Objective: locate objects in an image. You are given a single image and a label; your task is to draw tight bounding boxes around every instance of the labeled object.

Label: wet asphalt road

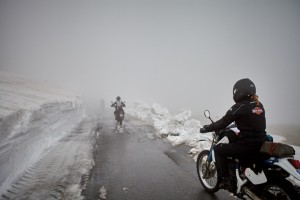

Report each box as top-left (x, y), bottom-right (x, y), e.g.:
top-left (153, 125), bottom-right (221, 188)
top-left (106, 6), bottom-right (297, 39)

top-left (82, 116), bottom-right (231, 200)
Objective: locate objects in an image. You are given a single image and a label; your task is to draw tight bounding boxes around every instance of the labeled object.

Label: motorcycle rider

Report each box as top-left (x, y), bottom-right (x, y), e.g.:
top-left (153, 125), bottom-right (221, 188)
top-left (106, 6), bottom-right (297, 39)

top-left (200, 78), bottom-right (266, 190)
top-left (111, 96), bottom-right (126, 120)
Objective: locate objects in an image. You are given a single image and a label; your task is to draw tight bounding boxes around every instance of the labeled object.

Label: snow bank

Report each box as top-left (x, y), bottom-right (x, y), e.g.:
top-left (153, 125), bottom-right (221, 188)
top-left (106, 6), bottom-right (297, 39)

top-left (127, 101), bottom-right (300, 161)
top-left (0, 72), bottom-right (83, 195)
top-left (127, 102), bottom-right (199, 137)
top-left (127, 101), bottom-right (208, 160)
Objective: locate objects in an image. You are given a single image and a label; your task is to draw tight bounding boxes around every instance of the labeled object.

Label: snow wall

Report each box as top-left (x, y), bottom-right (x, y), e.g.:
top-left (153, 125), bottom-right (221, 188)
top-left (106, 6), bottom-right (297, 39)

top-left (0, 72), bottom-right (83, 194)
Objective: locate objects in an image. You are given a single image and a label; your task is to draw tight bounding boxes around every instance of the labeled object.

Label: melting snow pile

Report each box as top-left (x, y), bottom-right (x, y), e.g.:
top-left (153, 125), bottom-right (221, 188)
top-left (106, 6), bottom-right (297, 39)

top-left (127, 101), bottom-right (299, 161)
top-left (127, 101), bottom-right (211, 160)
top-left (0, 72), bottom-right (83, 194)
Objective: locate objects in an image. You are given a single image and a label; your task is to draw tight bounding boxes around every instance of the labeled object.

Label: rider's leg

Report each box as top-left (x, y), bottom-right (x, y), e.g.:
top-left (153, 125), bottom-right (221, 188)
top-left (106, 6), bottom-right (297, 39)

top-left (215, 143), bottom-right (236, 191)
top-left (215, 141), bottom-right (262, 185)
top-left (214, 149), bottom-right (229, 178)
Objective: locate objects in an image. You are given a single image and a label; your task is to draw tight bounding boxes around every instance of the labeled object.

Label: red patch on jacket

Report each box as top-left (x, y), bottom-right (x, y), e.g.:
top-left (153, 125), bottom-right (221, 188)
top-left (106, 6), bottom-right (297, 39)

top-left (252, 107), bottom-right (263, 115)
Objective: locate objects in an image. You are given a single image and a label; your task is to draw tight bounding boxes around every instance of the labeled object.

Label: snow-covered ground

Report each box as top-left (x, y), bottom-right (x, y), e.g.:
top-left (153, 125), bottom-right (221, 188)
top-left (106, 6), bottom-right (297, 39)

top-left (126, 101), bottom-right (300, 161)
top-left (0, 72), bottom-right (93, 198)
top-left (1, 71), bottom-right (299, 198)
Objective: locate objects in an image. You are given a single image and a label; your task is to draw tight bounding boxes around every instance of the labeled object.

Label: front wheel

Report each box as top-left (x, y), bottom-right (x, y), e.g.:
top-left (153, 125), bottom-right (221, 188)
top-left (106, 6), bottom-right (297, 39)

top-left (259, 177), bottom-right (300, 200)
top-left (196, 150), bottom-right (220, 193)
top-left (118, 119), bottom-right (123, 126)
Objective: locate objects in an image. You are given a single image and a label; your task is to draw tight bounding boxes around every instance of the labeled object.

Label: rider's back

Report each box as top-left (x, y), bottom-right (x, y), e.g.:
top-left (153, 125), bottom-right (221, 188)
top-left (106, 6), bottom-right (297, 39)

top-left (233, 100), bottom-right (266, 142)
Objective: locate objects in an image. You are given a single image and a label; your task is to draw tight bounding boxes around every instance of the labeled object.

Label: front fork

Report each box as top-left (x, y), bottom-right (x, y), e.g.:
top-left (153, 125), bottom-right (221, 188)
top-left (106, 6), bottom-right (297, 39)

top-left (207, 145), bottom-right (214, 162)
top-left (203, 145), bottom-right (216, 179)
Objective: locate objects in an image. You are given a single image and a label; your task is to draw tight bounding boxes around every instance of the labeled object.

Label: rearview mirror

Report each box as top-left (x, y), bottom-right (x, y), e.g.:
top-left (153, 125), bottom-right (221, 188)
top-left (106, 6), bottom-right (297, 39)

top-left (204, 110), bottom-right (210, 118)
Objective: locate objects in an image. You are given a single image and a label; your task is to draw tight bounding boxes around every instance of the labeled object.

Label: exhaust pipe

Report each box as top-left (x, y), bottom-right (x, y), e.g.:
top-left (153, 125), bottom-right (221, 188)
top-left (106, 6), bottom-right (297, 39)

top-left (243, 187), bottom-right (262, 200)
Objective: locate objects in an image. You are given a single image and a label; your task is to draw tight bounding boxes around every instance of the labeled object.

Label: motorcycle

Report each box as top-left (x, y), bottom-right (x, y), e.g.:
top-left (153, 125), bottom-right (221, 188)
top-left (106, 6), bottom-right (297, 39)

top-left (197, 110), bottom-right (300, 200)
top-left (111, 101), bottom-right (125, 126)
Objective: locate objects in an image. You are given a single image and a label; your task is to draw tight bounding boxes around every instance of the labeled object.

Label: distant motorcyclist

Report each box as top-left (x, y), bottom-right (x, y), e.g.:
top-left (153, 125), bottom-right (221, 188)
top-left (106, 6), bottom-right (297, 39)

top-left (111, 96), bottom-right (126, 120)
top-left (200, 78), bottom-right (266, 190)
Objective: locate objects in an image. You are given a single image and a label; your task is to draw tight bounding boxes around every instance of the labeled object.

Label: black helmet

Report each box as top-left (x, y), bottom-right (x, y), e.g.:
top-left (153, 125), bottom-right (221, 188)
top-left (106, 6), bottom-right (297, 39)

top-left (116, 96), bottom-right (121, 101)
top-left (233, 78), bottom-right (256, 103)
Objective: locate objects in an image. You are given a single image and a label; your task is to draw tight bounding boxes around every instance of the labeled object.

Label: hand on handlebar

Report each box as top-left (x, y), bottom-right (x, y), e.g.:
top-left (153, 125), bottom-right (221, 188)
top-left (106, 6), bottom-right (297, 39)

top-left (200, 125), bottom-right (210, 133)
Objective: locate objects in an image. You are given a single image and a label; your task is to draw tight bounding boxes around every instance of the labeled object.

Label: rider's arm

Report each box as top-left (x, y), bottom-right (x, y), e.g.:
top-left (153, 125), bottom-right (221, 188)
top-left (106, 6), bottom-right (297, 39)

top-left (205, 103), bottom-right (244, 132)
top-left (122, 102), bottom-right (126, 107)
top-left (111, 102), bottom-right (116, 107)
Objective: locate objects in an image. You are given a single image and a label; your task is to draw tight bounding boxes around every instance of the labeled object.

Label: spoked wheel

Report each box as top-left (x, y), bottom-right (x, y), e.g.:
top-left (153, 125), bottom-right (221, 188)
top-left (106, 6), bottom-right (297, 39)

top-left (196, 150), bottom-right (220, 193)
top-left (260, 178), bottom-right (300, 200)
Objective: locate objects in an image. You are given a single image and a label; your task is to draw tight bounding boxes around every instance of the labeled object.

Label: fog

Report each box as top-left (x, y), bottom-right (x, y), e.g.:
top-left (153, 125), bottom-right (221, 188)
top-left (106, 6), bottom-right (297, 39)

top-left (0, 0), bottom-right (300, 125)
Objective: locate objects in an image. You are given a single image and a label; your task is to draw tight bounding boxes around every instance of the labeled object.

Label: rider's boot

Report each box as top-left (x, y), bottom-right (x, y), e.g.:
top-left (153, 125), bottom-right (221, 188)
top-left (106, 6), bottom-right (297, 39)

top-left (219, 177), bottom-right (235, 193)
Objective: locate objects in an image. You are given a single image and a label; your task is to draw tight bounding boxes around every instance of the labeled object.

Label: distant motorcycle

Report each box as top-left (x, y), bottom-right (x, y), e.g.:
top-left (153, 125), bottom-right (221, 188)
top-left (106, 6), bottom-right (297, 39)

top-left (197, 110), bottom-right (300, 199)
top-left (111, 101), bottom-right (125, 126)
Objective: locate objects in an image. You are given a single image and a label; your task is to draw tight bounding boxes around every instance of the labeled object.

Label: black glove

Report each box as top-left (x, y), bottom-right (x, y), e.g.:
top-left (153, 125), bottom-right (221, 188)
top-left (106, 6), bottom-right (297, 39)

top-left (200, 125), bottom-right (210, 133)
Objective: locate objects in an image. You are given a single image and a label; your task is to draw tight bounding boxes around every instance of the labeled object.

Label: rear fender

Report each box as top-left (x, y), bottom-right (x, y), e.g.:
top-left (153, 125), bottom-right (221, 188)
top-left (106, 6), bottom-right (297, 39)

top-left (273, 157), bottom-right (300, 187)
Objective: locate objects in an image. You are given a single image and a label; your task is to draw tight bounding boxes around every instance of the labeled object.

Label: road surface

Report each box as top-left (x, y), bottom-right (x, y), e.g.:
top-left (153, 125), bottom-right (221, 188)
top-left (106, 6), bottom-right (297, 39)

top-left (1, 114), bottom-right (233, 200)
top-left (82, 115), bottom-right (231, 200)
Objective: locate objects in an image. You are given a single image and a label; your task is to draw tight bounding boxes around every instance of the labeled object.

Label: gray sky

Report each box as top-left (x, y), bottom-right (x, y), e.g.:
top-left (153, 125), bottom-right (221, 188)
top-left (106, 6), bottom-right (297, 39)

top-left (0, 0), bottom-right (300, 124)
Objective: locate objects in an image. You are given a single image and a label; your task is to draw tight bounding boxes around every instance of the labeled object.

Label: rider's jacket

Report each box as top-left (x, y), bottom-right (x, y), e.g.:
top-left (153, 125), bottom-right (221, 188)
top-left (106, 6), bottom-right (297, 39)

top-left (111, 100), bottom-right (126, 110)
top-left (205, 99), bottom-right (266, 142)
